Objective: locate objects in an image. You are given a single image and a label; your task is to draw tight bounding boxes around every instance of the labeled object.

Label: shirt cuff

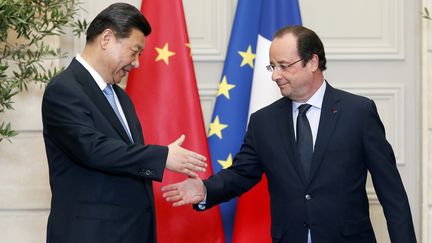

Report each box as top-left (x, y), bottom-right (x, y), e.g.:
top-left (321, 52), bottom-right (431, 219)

top-left (197, 190), bottom-right (207, 210)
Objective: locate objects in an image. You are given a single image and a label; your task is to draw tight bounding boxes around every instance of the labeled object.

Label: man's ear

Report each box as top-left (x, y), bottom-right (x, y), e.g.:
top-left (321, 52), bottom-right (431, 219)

top-left (100, 29), bottom-right (114, 49)
top-left (309, 53), bottom-right (319, 71)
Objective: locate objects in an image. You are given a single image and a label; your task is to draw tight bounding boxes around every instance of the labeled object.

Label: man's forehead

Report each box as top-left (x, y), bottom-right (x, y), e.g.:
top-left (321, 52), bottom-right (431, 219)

top-left (271, 35), bottom-right (297, 51)
top-left (273, 32), bottom-right (297, 43)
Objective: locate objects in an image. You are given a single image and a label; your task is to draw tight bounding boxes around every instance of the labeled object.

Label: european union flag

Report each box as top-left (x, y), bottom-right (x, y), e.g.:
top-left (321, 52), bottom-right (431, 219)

top-left (207, 1), bottom-right (262, 242)
top-left (208, 0), bottom-right (302, 242)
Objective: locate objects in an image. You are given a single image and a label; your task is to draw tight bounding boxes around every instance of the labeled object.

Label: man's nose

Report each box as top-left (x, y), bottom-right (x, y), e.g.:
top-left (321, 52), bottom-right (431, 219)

top-left (132, 55), bottom-right (140, 68)
top-left (272, 68), bottom-right (283, 81)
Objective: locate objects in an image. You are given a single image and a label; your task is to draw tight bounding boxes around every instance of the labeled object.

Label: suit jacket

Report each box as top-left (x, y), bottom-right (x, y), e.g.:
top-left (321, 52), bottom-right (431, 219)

top-left (202, 83), bottom-right (416, 243)
top-left (42, 59), bottom-right (168, 243)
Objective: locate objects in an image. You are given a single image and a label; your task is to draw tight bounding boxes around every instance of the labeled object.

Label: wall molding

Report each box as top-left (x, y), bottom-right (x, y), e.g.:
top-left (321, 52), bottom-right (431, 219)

top-left (198, 84), bottom-right (218, 99)
top-left (185, 0), bottom-right (233, 61)
top-left (301, 0), bottom-right (404, 60)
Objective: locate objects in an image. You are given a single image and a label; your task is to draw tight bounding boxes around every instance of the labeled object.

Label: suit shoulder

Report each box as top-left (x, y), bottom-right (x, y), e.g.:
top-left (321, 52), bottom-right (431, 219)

top-left (46, 63), bottom-right (76, 89)
top-left (43, 63), bottom-right (85, 102)
top-left (250, 97), bottom-right (287, 118)
top-left (332, 86), bottom-right (374, 107)
top-left (44, 71), bottom-right (72, 97)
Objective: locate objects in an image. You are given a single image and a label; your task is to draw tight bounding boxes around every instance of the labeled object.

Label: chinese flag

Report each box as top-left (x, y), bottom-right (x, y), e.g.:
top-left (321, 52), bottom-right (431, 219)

top-left (126, 0), bottom-right (225, 243)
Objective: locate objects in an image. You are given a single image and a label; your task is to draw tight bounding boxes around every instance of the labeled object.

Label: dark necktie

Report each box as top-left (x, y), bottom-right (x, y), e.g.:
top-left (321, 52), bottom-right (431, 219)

top-left (103, 85), bottom-right (133, 142)
top-left (296, 104), bottom-right (313, 179)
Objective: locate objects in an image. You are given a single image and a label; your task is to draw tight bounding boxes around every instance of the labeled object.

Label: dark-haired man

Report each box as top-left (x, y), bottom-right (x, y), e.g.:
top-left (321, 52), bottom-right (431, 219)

top-left (162, 25), bottom-right (417, 243)
top-left (42, 3), bottom-right (206, 243)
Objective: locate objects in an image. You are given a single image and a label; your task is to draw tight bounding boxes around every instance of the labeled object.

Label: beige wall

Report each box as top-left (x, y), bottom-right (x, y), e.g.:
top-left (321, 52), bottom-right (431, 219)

top-left (422, 0), bottom-right (432, 242)
top-left (0, 0), bottom-right (427, 242)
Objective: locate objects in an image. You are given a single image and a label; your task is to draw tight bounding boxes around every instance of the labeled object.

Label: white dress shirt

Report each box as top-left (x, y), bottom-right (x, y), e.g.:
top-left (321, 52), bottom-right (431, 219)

top-left (292, 81), bottom-right (327, 149)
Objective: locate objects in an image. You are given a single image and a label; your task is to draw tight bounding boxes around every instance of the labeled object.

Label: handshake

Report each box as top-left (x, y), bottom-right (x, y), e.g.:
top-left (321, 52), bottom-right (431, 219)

top-left (163, 134), bottom-right (208, 207)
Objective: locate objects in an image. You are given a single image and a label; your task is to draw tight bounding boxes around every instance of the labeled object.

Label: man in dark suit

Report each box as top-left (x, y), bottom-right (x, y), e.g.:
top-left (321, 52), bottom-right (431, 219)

top-left (162, 26), bottom-right (417, 243)
top-left (42, 3), bottom-right (207, 243)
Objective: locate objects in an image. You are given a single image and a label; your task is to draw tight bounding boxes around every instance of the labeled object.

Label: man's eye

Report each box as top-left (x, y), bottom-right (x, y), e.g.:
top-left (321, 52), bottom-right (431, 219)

top-left (279, 64), bottom-right (290, 70)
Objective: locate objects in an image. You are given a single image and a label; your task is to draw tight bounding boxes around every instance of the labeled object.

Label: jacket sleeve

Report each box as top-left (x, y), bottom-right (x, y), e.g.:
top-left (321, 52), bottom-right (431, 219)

top-left (42, 77), bottom-right (168, 181)
top-left (202, 112), bottom-right (263, 209)
top-left (362, 100), bottom-right (417, 243)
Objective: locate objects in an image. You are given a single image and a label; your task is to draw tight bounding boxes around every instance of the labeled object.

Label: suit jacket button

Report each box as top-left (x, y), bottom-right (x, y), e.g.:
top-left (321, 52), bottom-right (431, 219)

top-left (305, 194), bottom-right (311, 200)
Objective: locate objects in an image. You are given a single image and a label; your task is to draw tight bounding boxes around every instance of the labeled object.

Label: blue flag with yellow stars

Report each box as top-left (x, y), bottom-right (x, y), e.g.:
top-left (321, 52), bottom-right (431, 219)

top-left (207, 0), bottom-right (262, 242)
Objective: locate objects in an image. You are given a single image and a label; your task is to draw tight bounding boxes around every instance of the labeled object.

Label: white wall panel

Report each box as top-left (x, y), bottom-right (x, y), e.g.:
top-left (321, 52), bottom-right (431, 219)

top-left (198, 84), bottom-right (218, 131)
top-left (3, 85), bottom-right (44, 131)
top-left (369, 203), bottom-right (391, 242)
top-left (183, 0), bottom-right (233, 60)
top-left (0, 133), bottom-right (50, 209)
top-left (300, 0), bottom-right (404, 60)
top-left (0, 210), bottom-right (49, 243)
top-left (423, 3), bottom-right (432, 240)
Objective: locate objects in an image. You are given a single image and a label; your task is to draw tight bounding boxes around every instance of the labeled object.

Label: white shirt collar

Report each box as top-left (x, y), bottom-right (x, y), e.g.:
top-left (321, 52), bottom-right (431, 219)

top-left (293, 80), bottom-right (327, 111)
top-left (75, 54), bottom-right (108, 91)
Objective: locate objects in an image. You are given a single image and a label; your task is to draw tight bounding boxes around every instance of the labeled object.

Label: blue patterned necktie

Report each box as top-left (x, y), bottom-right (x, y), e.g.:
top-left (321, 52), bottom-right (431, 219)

top-left (103, 85), bottom-right (133, 142)
top-left (296, 104), bottom-right (313, 179)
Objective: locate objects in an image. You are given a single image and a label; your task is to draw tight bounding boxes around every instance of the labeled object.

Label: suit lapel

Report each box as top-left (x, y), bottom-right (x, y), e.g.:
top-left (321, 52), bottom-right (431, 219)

top-left (308, 84), bottom-right (342, 184)
top-left (276, 98), bottom-right (308, 185)
top-left (70, 59), bottom-right (132, 144)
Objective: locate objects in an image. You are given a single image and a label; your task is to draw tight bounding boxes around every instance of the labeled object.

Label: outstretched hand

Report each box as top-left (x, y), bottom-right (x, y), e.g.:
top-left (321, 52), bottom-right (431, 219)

top-left (161, 177), bottom-right (205, 207)
top-left (166, 135), bottom-right (207, 177)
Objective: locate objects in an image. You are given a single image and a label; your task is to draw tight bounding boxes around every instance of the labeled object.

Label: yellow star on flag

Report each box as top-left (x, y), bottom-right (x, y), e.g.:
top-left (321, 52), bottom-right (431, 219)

top-left (208, 116), bottom-right (228, 139)
top-left (217, 76), bottom-right (236, 99)
top-left (185, 43), bottom-right (192, 57)
top-left (238, 45), bottom-right (256, 68)
top-left (218, 154), bottom-right (233, 169)
top-left (155, 42), bottom-right (175, 64)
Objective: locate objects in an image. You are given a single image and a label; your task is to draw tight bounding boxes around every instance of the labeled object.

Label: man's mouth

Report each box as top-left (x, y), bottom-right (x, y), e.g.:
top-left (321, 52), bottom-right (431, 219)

top-left (121, 68), bottom-right (130, 76)
top-left (277, 81), bottom-right (289, 88)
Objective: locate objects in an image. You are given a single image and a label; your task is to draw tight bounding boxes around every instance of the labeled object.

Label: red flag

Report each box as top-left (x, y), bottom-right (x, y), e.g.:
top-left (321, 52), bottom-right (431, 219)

top-left (232, 176), bottom-right (271, 242)
top-left (126, 1), bottom-right (225, 242)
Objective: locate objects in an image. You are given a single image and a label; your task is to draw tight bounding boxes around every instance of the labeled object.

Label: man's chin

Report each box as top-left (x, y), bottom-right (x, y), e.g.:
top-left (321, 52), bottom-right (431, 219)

top-left (113, 77), bottom-right (124, 85)
top-left (279, 88), bottom-right (291, 98)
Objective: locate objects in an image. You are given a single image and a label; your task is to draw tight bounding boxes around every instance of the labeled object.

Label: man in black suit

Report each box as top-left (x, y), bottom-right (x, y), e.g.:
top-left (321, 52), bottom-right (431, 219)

top-left (42, 3), bottom-right (207, 243)
top-left (162, 26), bottom-right (417, 243)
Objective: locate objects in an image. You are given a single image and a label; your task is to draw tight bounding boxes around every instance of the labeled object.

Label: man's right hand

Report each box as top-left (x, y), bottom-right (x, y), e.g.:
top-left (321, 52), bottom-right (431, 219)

top-left (166, 135), bottom-right (207, 178)
top-left (161, 177), bottom-right (205, 207)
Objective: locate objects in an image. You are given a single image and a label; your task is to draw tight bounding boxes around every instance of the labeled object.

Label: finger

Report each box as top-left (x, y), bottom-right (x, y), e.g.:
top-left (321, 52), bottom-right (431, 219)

top-left (188, 152), bottom-right (207, 162)
top-left (174, 134), bottom-right (185, 146)
top-left (173, 200), bottom-right (186, 207)
top-left (192, 159), bottom-right (208, 169)
top-left (187, 169), bottom-right (198, 178)
top-left (162, 190), bottom-right (179, 198)
top-left (166, 195), bottom-right (183, 202)
top-left (186, 160), bottom-right (207, 172)
top-left (184, 163), bottom-right (205, 173)
top-left (161, 184), bottom-right (179, 191)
